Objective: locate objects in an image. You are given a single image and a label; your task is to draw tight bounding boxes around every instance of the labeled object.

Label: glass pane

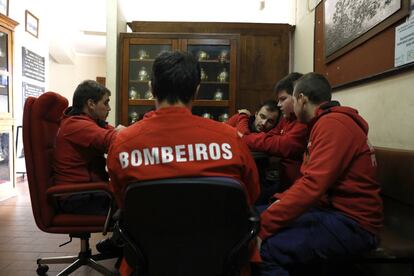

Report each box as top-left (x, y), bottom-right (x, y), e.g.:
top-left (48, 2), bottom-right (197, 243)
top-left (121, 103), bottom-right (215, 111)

top-left (128, 106), bottom-right (155, 125)
top-left (0, 31), bottom-right (8, 113)
top-left (0, 132), bottom-right (11, 185)
top-left (0, 32), bottom-right (7, 70)
top-left (129, 44), bottom-right (172, 101)
top-left (192, 107), bottom-right (229, 122)
top-left (187, 45), bottom-right (230, 101)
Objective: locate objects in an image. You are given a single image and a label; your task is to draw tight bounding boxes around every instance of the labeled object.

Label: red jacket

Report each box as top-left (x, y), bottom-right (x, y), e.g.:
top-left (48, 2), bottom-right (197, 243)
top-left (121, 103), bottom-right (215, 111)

top-left (107, 107), bottom-right (261, 207)
top-left (242, 116), bottom-right (308, 187)
top-left (226, 113), bottom-right (252, 135)
top-left (259, 103), bottom-right (384, 240)
top-left (53, 110), bottom-right (117, 183)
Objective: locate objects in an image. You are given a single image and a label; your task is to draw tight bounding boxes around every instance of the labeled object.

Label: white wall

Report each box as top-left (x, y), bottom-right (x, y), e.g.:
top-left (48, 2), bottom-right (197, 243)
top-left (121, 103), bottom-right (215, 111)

top-left (106, 0), bottom-right (127, 126)
top-left (49, 55), bottom-right (106, 104)
top-left (293, 0), bottom-right (414, 150)
top-left (10, 0), bottom-right (50, 125)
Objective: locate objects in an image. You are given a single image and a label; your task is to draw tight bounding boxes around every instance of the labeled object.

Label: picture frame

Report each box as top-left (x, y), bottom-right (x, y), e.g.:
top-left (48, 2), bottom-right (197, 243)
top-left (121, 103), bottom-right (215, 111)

top-left (25, 10), bottom-right (39, 38)
top-left (324, 0), bottom-right (410, 63)
top-left (0, 0), bottom-right (8, 16)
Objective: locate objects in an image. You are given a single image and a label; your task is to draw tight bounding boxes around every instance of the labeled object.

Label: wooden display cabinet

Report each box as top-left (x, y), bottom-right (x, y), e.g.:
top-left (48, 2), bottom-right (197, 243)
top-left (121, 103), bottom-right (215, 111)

top-left (126, 22), bottom-right (293, 116)
top-left (119, 33), bottom-right (239, 125)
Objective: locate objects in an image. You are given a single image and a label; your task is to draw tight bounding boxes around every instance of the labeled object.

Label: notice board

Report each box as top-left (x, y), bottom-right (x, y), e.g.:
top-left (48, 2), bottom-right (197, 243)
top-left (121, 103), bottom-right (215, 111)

top-left (314, 1), bottom-right (414, 89)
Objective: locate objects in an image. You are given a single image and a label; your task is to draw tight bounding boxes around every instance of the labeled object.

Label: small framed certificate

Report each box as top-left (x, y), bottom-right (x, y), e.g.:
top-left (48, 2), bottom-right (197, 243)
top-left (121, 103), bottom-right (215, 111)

top-left (25, 10), bottom-right (39, 38)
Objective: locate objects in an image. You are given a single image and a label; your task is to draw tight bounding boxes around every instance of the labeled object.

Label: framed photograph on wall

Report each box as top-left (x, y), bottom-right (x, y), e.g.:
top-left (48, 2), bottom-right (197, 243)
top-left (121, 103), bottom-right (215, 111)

top-left (25, 10), bottom-right (39, 38)
top-left (324, 0), bottom-right (410, 63)
top-left (0, 0), bottom-right (8, 16)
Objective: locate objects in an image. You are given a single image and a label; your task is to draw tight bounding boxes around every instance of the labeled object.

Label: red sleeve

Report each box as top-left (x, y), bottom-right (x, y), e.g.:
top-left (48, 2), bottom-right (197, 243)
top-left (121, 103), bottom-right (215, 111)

top-left (67, 120), bottom-right (117, 153)
top-left (225, 114), bottom-right (251, 135)
top-left (242, 120), bottom-right (307, 158)
top-left (258, 118), bottom-right (357, 239)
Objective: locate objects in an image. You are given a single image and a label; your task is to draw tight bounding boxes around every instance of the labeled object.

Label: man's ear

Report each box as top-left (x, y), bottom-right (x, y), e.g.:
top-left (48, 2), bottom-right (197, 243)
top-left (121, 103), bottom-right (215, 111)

top-left (148, 81), bottom-right (156, 99)
top-left (86, 99), bottom-right (95, 109)
top-left (300, 93), bottom-right (309, 105)
top-left (194, 84), bottom-right (200, 99)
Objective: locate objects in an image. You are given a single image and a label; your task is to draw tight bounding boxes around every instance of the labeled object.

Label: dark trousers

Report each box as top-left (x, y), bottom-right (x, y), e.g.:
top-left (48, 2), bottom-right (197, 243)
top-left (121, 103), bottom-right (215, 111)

top-left (259, 207), bottom-right (378, 276)
top-left (58, 192), bottom-right (110, 216)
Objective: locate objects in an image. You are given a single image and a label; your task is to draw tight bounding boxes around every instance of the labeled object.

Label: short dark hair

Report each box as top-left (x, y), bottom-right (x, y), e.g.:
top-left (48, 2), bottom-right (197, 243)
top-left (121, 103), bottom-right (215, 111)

top-left (72, 80), bottom-right (110, 110)
top-left (151, 51), bottom-right (201, 104)
top-left (273, 72), bottom-right (303, 95)
top-left (259, 99), bottom-right (279, 113)
top-left (294, 72), bottom-right (332, 104)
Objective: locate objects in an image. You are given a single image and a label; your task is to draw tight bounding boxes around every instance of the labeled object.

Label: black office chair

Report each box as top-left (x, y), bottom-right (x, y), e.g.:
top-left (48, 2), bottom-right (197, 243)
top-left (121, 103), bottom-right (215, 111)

top-left (116, 177), bottom-right (260, 276)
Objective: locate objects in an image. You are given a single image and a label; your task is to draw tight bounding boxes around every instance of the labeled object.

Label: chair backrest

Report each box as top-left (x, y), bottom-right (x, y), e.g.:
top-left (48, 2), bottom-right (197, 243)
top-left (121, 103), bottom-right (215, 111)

top-left (119, 177), bottom-right (259, 276)
top-left (23, 92), bottom-right (68, 231)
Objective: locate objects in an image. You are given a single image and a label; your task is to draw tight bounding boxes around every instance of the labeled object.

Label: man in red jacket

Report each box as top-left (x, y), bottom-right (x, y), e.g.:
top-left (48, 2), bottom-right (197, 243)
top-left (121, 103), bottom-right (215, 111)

top-left (53, 80), bottom-right (123, 215)
top-left (242, 73), bottom-right (308, 200)
top-left (226, 100), bottom-right (280, 135)
top-left (108, 51), bottom-right (260, 208)
top-left (107, 51), bottom-right (261, 275)
top-left (258, 73), bottom-right (383, 276)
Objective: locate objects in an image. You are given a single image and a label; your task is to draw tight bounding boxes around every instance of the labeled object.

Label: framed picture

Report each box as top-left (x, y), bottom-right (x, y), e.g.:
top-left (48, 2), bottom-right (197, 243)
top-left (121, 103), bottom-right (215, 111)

top-left (324, 0), bottom-right (410, 63)
top-left (25, 10), bottom-right (39, 38)
top-left (0, 0), bottom-right (8, 16)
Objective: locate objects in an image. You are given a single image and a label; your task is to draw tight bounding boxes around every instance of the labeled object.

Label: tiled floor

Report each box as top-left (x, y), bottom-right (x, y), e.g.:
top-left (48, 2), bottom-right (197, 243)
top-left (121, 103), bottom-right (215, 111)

top-left (0, 179), bottom-right (117, 275)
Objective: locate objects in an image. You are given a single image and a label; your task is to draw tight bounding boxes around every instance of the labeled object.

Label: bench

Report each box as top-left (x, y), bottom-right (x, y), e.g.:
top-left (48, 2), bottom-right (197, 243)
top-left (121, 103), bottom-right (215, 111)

top-left (295, 147), bottom-right (414, 275)
top-left (370, 147), bottom-right (414, 266)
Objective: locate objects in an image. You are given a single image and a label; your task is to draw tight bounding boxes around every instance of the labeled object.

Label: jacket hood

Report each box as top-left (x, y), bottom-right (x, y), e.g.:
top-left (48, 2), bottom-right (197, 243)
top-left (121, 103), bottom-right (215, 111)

top-left (312, 101), bottom-right (369, 134)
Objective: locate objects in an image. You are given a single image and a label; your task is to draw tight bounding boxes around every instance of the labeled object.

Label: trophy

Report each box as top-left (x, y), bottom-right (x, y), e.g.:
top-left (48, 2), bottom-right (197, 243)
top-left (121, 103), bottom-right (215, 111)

top-left (138, 67), bottom-right (149, 81)
top-left (218, 50), bottom-right (229, 63)
top-left (213, 89), bottom-right (223, 101)
top-left (218, 113), bottom-right (229, 122)
top-left (130, 111), bottom-right (139, 124)
top-left (129, 87), bottom-right (139, 99)
top-left (197, 50), bottom-right (209, 61)
top-left (202, 112), bottom-right (212, 119)
top-left (144, 89), bottom-right (154, 100)
top-left (217, 68), bottom-right (229, 83)
top-left (200, 68), bottom-right (208, 81)
top-left (138, 49), bottom-right (149, 60)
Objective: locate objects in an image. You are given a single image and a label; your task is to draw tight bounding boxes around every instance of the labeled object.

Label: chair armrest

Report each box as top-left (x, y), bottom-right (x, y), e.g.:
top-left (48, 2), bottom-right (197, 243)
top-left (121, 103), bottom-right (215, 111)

top-left (46, 182), bottom-right (111, 197)
top-left (47, 182), bottom-right (115, 235)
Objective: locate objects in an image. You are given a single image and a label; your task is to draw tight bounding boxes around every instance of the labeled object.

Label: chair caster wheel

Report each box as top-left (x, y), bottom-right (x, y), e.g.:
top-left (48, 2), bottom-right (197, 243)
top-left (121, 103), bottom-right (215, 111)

top-left (36, 264), bottom-right (49, 275)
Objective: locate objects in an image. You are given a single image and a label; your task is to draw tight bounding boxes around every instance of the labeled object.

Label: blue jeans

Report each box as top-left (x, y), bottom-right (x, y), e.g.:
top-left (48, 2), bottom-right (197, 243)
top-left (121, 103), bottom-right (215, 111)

top-left (259, 208), bottom-right (378, 276)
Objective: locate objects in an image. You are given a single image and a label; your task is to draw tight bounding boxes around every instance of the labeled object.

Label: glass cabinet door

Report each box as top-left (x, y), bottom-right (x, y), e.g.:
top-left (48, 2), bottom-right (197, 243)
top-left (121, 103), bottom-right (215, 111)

top-left (119, 34), bottom-right (238, 125)
top-left (184, 38), bottom-right (237, 122)
top-left (120, 38), bottom-right (177, 125)
top-left (0, 29), bottom-right (9, 114)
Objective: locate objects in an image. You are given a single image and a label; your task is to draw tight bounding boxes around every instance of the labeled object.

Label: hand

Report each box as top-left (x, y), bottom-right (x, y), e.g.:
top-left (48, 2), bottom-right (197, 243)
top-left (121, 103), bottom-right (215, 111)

top-left (115, 125), bottom-right (126, 132)
top-left (237, 131), bottom-right (243, 138)
top-left (256, 237), bottom-right (262, 251)
top-left (238, 109), bottom-right (251, 116)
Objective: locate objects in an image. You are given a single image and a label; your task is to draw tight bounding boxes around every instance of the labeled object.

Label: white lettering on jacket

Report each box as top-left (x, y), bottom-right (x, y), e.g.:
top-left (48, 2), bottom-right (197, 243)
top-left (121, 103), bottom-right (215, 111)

top-left (118, 143), bottom-right (233, 169)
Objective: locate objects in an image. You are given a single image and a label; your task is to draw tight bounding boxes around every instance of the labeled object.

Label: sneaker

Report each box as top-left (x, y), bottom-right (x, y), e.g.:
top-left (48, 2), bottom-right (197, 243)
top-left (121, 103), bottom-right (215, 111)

top-left (96, 238), bottom-right (123, 257)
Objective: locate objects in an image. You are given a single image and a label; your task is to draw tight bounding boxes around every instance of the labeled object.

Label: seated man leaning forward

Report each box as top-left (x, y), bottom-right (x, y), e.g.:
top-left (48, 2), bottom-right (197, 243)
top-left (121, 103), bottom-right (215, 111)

top-left (258, 73), bottom-right (383, 276)
top-left (242, 73), bottom-right (308, 191)
top-left (226, 100), bottom-right (280, 135)
top-left (107, 51), bottom-right (261, 274)
top-left (53, 80), bottom-right (123, 215)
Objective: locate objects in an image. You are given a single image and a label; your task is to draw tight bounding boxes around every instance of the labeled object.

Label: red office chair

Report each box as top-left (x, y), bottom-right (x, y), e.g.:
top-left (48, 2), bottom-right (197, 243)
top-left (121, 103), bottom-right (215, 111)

top-left (23, 92), bottom-right (114, 275)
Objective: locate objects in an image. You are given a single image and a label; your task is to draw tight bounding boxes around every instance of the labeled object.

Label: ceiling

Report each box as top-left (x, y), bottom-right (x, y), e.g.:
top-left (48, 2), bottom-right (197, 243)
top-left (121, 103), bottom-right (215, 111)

top-left (49, 0), bottom-right (295, 62)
